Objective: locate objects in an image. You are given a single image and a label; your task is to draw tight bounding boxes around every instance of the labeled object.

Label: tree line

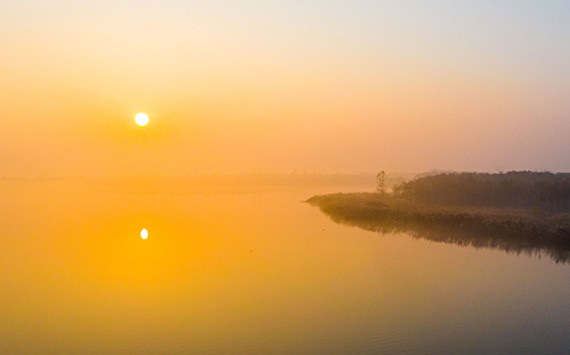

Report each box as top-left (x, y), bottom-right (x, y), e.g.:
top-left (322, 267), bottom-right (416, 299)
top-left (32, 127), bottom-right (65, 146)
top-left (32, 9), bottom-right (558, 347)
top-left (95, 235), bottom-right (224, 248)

top-left (393, 171), bottom-right (570, 210)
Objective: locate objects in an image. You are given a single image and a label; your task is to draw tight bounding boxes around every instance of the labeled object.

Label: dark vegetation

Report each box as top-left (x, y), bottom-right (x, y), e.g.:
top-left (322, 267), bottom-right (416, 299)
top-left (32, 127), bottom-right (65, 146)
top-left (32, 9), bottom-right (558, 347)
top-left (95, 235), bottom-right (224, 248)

top-left (308, 172), bottom-right (570, 263)
top-left (394, 171), bottom-right (570, 210)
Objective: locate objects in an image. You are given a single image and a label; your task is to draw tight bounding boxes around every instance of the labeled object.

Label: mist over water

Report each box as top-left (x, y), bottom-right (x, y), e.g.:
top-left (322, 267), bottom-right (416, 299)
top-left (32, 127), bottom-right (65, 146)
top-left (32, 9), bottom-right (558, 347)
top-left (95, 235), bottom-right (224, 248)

top-left (1, 178), bottom-right (569, 354)
top-left (3, 1), bottom-right (570, 353)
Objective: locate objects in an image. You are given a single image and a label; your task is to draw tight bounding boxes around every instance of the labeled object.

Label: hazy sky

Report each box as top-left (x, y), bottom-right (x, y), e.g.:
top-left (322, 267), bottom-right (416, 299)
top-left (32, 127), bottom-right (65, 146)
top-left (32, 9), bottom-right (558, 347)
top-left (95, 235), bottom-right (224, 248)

top-left (1, 1), bottom-right (569, 176)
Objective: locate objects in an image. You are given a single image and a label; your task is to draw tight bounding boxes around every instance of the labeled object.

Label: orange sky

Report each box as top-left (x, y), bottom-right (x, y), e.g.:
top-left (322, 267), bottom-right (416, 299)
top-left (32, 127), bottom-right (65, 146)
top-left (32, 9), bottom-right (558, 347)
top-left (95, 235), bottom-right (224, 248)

top-left (1, 1), bottom-right (569, 177)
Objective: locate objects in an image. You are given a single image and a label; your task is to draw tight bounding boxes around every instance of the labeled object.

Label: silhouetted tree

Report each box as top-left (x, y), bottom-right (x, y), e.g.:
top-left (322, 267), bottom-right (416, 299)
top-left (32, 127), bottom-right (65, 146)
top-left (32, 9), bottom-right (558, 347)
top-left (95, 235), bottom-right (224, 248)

top-left (376, 171), bottom-right (386, 195)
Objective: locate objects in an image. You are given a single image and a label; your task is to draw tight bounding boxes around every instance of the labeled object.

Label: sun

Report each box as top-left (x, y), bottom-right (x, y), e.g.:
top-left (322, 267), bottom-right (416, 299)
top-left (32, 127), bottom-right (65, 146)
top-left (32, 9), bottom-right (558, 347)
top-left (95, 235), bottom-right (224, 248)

top-left (141, 228), bottom-right (148, 240)
top-left (134, 112), bottom-right (150, 127)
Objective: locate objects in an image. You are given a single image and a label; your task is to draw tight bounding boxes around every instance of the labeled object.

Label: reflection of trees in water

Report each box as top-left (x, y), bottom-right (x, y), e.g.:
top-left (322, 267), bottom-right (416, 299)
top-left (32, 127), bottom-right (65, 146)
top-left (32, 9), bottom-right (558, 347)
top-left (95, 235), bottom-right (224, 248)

top-left (326, 214), bottom-right (570, 264)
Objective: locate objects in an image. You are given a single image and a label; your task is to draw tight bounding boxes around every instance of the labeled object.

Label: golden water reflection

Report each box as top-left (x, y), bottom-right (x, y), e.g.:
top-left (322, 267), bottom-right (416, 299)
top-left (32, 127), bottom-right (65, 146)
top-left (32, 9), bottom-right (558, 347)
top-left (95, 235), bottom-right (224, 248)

top-left (140, 228), bottom-right (149, 240)
top-left (0, 180), bottom-right (569, 353)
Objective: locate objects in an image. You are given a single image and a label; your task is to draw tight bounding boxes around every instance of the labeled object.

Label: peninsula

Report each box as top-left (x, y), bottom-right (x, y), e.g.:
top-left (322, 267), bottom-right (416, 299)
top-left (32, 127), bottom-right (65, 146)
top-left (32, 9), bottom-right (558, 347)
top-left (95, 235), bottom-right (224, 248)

top-left (308, 172), bottom-right (570, 262)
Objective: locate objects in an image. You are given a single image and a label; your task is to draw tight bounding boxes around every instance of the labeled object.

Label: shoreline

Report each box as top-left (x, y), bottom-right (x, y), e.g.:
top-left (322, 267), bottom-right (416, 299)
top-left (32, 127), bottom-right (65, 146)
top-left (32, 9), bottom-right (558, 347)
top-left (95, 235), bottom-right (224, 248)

top-left (307, 193), bottom-right (570, 263)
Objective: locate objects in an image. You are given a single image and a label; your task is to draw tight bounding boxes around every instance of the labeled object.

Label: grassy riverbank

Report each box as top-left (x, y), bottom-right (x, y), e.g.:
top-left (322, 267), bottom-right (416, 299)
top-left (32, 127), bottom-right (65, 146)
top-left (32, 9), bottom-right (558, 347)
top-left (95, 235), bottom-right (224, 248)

top-left (307, 172), bottom-right (570, 262)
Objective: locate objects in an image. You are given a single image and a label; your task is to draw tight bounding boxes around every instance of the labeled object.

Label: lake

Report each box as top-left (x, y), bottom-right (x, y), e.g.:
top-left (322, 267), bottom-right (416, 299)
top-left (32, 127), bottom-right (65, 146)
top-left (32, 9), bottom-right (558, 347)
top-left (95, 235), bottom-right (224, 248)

top-left (1, 178), bottom-right (569, 354)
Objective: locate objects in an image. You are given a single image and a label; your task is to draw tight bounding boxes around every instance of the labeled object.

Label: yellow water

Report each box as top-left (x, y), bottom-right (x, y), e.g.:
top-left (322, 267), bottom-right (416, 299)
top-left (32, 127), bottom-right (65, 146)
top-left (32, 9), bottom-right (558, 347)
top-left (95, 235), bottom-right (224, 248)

top-left (1, 179), bottom-right (569, 353)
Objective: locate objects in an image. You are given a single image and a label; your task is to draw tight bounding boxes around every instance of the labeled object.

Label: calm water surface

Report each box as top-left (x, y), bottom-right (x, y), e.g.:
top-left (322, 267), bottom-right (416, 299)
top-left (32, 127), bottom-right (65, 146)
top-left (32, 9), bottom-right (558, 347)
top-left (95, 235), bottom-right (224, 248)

top-left (1, 179), bottom-right (569, 354)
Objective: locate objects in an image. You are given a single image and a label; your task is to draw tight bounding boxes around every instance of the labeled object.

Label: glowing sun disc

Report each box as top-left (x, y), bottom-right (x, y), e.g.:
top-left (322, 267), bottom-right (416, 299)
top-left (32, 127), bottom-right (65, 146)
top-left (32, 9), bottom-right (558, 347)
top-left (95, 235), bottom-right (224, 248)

top-left (135, 113), bottom-right (150, 127)
top-left (141, 228), bottom-right (148, 240)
